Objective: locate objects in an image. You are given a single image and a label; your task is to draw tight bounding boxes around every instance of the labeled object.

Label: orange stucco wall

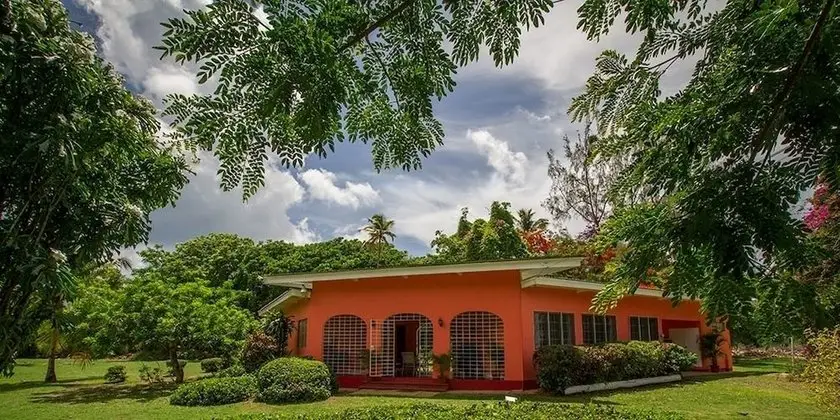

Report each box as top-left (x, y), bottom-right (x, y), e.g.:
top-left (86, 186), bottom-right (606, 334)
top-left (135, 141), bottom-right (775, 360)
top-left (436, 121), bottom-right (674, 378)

top-left (283, 271), bottom-right (732, 385)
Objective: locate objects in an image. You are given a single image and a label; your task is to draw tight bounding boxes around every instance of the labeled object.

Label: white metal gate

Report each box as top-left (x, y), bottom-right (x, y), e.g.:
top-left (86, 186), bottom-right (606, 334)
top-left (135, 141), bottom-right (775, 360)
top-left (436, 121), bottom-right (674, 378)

top-left (368, 319), bottom-right (395, 377)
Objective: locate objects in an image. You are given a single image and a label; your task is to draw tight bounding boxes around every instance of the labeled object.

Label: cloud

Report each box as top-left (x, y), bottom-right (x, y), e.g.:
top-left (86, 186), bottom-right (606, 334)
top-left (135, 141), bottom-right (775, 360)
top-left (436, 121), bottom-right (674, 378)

top-left (467, 129), bottom-right (528, 184)
top-left (143, 66), bottom-right (199, 100)
top-left (299, 169), bottom-right (380, 209)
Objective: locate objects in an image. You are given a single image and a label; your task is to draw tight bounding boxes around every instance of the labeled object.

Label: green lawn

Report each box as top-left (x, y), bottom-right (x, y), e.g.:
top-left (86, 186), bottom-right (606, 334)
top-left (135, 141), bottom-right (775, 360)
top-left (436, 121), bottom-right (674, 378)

top-left (0, 357), bottom-right (832, 419)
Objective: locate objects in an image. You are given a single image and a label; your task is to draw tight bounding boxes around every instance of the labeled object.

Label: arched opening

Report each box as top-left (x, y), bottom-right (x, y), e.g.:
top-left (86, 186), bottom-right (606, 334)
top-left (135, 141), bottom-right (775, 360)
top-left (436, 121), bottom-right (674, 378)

top-left (323, 315), bottom-right (367, 375)
top-left (450, 311), bottom-right (505, 380)
top-left (385, 313), bottom-right (434, 377)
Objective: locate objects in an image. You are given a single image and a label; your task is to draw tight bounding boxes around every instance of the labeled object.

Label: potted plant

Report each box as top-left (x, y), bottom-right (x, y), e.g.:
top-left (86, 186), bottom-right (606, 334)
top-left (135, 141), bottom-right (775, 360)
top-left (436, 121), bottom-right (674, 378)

top-left (700, 332), bottom-right (726, 372)
top-left (432, 352), bottom-right (452, 382)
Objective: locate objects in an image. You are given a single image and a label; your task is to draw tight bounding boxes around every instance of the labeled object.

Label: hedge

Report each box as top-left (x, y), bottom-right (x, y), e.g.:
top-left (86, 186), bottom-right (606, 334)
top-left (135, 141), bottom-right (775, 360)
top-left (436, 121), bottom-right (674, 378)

top-left (104, 365), bottom-right (127, 384)
top-left (201, 357), bottom-right (226, 373)
top-left (534, 341), bottom-right (698, 393)
top-left (170, 376), bottom-right (257, 406)
top-left (256, 357), bottom-right (332, 403)
top-left (229, 402), bottom-right (683, 419)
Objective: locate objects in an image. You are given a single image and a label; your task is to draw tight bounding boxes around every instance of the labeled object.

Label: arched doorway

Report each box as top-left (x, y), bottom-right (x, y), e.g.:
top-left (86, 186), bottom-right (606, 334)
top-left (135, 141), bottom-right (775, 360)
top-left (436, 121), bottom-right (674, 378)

top-left (386, 313), bottom-right (434, 377)
top-left (450, 311), bottom-right (505, 380)
top-left (323, 314), bottom-right (367, 375)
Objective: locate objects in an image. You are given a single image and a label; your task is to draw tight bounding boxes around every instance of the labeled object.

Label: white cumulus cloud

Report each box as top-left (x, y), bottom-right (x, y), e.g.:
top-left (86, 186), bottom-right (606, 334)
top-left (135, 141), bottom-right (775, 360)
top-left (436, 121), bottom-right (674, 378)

top-left (300, 169), bottom-right (380, 209)
top-left (468, 129), bottom-right (529, 184)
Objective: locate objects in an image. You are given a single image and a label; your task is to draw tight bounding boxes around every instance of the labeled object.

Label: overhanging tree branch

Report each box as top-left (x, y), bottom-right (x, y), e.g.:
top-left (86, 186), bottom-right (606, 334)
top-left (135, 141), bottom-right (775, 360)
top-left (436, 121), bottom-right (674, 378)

top-left (338, 0), bottom-right (416, 52)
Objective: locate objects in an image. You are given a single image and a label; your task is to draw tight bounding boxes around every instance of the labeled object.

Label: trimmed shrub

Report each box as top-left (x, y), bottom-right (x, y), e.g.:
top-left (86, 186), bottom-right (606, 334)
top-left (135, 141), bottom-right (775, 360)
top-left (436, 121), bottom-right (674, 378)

top-left (201, 357), bottom-right (226, 373)
top-left (662, 343), bottom-right (699, 374)
top-left (535, 341), bottom-right (696, 393)
top-left (242, 332), bottom-right (280, 372)
top-left (139, 363), bottom-right (166, 384)
top-left (104, 365), bottom-right (127, 384)
top-left (228, 402), bottom-right (683, 419)
top-left (800, 328), bottom-right (840, 410)
top-left (170, 376), bottom-right (257, 406)
top-left (217, 364), bottom-right (247, 378)
top-left (256, 357), bottom-right (331, 403)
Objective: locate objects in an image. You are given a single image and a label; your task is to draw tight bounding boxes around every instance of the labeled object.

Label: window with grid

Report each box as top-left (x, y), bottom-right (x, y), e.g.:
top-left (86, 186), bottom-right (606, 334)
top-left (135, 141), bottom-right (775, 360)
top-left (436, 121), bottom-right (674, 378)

top-left (323, 315), bottom-right (367, 375)
top-left (297, 319), bottom-right (308, 349)
top-left (630, 316), bottom-right (659, 341)
top-left (534, 312), bottom-right (574, 348)
top-left (581, 314), bottom-right (617, 345)
top-left (450, 311), bottom-right (505, 380)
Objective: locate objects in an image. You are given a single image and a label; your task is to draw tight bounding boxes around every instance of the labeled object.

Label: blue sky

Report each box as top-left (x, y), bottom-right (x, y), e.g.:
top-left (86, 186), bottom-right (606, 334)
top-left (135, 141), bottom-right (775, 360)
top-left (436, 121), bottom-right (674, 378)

top-left (63, 0), bottom-right (672, 259)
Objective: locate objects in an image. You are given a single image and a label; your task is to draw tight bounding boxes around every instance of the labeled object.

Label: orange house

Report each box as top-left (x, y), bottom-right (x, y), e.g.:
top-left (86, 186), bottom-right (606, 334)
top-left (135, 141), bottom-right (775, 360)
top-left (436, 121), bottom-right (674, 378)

top-left (260, 258), bottom-right (732, 391)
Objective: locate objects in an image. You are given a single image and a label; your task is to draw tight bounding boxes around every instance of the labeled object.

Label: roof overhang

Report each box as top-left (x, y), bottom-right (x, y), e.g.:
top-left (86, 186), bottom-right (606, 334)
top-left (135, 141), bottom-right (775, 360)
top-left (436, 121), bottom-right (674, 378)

top-left (262, 257), bottom-right (582, 286)
top-left (522, 276), bottom-right (693, 301)
top-left (258, 288), bottom-right (310, 316)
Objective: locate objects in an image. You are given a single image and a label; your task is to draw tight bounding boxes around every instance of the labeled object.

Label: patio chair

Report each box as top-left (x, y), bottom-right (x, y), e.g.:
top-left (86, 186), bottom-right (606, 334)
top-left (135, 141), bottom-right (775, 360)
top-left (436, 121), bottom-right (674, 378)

top-left (400, 351), bottom-right (416, 376)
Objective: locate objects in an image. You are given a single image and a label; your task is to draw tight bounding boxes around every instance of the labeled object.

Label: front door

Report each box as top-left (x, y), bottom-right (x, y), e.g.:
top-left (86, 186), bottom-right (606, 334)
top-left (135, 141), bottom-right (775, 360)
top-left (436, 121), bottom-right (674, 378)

top-left (669, 327), bottom-right (702, 367)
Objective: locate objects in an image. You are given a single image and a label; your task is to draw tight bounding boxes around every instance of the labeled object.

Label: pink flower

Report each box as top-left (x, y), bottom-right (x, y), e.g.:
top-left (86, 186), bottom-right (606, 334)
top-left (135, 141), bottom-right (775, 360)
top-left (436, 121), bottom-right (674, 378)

top-left (805, 203), bottom-right (830, 230)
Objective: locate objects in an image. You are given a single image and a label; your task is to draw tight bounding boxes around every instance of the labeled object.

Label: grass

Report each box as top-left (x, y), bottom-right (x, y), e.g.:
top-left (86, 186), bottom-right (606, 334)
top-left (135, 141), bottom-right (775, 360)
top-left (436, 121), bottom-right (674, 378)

top-left (0, 357), bottom-right (831, 420)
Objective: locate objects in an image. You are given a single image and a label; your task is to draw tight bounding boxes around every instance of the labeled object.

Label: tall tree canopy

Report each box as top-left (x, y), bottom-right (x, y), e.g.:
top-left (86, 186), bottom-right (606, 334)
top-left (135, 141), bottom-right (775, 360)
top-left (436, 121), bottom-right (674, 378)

top-left (543, 125), bottom-right (622, 239)
top-left (571, 0), bottom-right (840, 317)
top-left (430, 202), bottom-right (529, 262)
top-left (157, 0), bottom-right (556, 198)
top-left (0, 0), bottom-right (188, 375)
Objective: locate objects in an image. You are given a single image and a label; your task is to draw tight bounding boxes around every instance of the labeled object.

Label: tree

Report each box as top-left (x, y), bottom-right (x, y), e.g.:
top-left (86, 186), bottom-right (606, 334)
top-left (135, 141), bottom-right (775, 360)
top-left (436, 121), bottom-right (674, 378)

top-left (514, 208), bottom-right (549, 234)
top-left (543, 125), bottom-right (621, 239)
top-left (157, 0), bottom-right (557, 198)
top-left (109, 275), bottom-right (256, 383)
top-left (362, 214), bottom-right (397, 265)
top-left (430, 202), bottom-right (529, 262)
top-left (0, 0), bottom-right (188, 375)
top-left (568, 0), bottom-right (840, 317)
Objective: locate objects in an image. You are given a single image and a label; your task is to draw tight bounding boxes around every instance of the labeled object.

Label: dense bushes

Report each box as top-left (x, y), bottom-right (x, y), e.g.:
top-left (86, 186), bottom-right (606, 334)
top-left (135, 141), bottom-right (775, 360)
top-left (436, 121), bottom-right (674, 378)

top-left (201, 358), bottom-right (226, 373)
top-left (799, 328), bottom-right (840, 410)
top-left (217, 364), bottom-right (247, 378)
top-left (229, 402), bottom-right (683, 419)
top-left (534, 341), bottom-right (698, 393)
top-left (170, 376), bottom-right (257, 406)
top-left (104, 365), bottom-right (127, 384)
top-left (256, 357), bottom-right (332, 403)
top-left (242, 332), bottom-right (280, 372)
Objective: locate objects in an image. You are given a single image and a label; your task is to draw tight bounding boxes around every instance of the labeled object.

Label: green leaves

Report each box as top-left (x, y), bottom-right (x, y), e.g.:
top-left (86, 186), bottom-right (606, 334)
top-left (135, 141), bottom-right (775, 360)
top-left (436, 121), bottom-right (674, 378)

top-left (160, 0), bottom-right (557, 199)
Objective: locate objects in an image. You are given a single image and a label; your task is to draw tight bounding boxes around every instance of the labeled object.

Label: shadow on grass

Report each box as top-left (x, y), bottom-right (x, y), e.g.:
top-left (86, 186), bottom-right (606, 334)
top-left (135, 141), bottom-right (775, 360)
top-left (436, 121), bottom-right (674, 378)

top-left (30, 383), bottom-right (178, 404)
top-left (0, 376), bottom-right (103, 393)
top-left (343, 370), bottom-right (773, 406)
top-left (733, 357), bottom-right (793, 373)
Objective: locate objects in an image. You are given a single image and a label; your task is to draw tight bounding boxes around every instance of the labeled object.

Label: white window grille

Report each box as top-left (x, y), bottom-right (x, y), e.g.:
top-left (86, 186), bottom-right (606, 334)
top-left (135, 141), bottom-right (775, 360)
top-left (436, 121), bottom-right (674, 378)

top-left (450, 311), bottom-right (505, 380)
top-left (582, 314), bottom-right (617, 345)
top-left (386, 313), bottom-right (434, 377)
top-left (630, 316), bottom-right (659, 341)
top-left (323, 315), bottom-right (367, 375)
top-left (368, 318), bottom-right (395, 377)
top-left (534, 312), bottom-right (575, 348)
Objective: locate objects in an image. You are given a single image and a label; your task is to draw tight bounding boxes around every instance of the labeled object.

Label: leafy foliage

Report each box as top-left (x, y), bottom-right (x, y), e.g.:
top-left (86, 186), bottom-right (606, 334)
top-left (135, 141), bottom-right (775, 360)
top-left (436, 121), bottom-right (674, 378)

top-left (362, 214), bottom-right (397, 266)
top-left (138, 363), bottom-right (167, 384)
top-left (430, 202), bottom-right (529, 262)
top-left (543, 124), bottom-right (624, 239)
top-left (108, 276), bottom-right (256, 382)
top-left (255, 357), bottom-right (332, 403)
top-left (0, 0), bottom-right (188, 376)
top-left (800, 328), bottom-right (840, 411)
top-left (262, 311), bottom-right (295, 355)
top-left (571, 0), bottom-right (840, 318)
top-left (104, 365), bottom-right (127, 384)
top-left (201, 358), bottom-right (226, 374)
top-left (241, 331), bottom-right (280, 373)
top-left (534, 341), bottom-right (697, 393)
top-left (157, 0), bottom-right (559, 199)
top-left (231, 402), bottom-right (683, 419)
top-left (170, 376), bottom-right (257, 406)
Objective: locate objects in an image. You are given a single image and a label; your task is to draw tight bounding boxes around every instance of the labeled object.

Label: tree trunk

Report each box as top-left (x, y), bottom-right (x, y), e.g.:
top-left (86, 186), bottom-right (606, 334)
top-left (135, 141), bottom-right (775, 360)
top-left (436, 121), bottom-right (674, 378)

top-left (169, 349), bottom-right (184, 384)
top-left (44, 324), bottom-right (58, 383)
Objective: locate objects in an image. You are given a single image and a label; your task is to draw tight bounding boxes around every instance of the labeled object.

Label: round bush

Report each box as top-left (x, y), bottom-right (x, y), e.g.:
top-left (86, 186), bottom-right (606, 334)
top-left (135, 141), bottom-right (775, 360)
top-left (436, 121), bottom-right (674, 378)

top-left (169, 376), bottom-right (257, 406)
top-left (201, 357), bottom-right (226, 373)
top-left (104, 365), bottom-right (127, 384)
top-left (256, 357), bottom-right (331, 403)
top-left (217, 364), bottom-right (247, 378)
top-left (662, 343), bottom-right (699, 374)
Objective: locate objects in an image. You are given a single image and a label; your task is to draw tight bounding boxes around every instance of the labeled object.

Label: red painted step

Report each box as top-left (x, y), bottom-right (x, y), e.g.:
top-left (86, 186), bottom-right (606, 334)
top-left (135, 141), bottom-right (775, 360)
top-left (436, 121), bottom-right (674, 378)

top-left (359, 377), bottom-right (450, 392)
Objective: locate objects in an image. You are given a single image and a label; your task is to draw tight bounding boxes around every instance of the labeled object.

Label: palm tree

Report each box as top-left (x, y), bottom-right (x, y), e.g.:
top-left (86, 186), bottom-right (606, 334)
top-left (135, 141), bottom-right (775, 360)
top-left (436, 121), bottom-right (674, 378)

top-left (361, 214), bottom-right (396, 266)
top-left (515, 208), bottom-right (549, 234)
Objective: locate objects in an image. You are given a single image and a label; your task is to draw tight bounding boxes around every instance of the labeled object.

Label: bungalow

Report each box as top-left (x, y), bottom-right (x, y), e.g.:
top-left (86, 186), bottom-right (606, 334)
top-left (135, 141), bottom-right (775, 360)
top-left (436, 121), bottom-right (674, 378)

top-left (259, 257), bottom-right (732, 391)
